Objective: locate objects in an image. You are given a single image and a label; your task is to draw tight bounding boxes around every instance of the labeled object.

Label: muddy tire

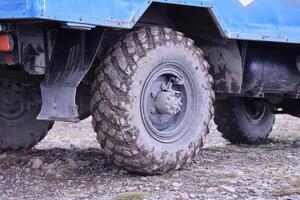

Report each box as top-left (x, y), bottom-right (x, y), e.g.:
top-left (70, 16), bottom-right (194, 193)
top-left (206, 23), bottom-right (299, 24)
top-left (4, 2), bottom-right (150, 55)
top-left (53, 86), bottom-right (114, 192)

top-left (91, 26), bottom-right (215, 174)
top-left (214, 98), bottom-right (275, 144)
top-left (0, 80), bottom-right (53, 151)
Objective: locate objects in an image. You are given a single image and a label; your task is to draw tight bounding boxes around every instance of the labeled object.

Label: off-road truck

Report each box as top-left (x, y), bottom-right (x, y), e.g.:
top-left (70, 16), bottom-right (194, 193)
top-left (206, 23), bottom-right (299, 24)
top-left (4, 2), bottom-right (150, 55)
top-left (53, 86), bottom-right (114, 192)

top-left (0, 0), bottom-right (299, 174)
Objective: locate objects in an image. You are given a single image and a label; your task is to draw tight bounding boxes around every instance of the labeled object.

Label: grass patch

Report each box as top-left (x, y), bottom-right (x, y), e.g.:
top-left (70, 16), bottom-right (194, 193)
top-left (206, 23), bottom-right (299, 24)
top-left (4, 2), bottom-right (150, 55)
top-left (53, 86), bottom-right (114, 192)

top-left (115, 192), bottom-right (148, 200)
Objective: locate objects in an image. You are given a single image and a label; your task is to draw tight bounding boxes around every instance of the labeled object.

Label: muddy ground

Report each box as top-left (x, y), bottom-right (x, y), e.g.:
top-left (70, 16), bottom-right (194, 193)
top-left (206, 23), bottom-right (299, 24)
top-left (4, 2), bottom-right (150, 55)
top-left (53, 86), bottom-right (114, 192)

top-left (0, 115), bottom-right (299, 200)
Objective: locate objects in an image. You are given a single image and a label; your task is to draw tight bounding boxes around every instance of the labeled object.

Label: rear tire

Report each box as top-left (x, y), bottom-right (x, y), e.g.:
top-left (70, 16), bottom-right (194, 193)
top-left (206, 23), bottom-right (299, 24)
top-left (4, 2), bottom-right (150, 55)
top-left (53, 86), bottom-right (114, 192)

top-left (0, 80), bottom-right (53, 151)
top-left (91, 26), bottom-right (215, 174)
top-left (214, 98), bottom-right (275, 144)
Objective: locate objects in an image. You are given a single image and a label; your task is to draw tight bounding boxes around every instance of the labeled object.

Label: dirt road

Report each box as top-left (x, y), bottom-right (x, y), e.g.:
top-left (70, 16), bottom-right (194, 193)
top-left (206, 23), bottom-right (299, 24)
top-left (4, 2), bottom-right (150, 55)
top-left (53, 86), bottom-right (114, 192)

top-left (0, 115), bottom-right (299, 200)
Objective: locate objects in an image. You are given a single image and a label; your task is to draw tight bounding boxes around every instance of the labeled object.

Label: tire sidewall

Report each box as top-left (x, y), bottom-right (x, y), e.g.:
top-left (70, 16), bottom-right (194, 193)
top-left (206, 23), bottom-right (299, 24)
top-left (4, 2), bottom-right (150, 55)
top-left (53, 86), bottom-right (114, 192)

top-left (0, 106), bottom-right (51, 150)
top-left (233, 98), bottom-right (274, 141)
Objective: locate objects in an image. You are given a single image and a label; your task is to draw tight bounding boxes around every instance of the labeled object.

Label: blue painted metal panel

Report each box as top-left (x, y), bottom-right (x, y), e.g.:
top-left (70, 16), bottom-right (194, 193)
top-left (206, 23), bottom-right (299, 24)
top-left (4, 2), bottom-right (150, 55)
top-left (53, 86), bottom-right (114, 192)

top-left (211, 0), bottom-right (300, 43)
top-left (0, 0), bottom-right (300, 44)
top-left (0, 0), bottom-right (27, 18)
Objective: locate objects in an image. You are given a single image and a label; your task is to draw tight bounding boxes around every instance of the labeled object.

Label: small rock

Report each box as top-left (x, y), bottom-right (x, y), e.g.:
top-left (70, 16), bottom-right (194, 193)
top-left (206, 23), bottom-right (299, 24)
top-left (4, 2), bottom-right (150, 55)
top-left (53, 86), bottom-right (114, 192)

top-left (141, 177), bottom-right (148, 182)
top-left (46, 169), bottom-right (56, 175)
top-left (228, 179), bottom-right (238, 184)
top-left (55, 173), bottom-right (64, 180)
top-left (0, 153), bottom-right (7, 159)
top-left (154, 186), bottom-right (160, 191)
top-left (249, 187), bottom-right (263, 196)
top-left (77, 160), bottom-right (91, 167)
top-left (25, 168), bottom-right (31, 173)
top-left (30, 158), bottom-right (43, 169)
top-left (189, 193), bottom-right (197, 198)
top-left (44, 163), bottom-right (56, 171)
top-left (218, 185), bottom-right (236, 194)
top-left (138, 185), bottom-right (144, 190)
top-left (67, 158), bottom-right (78, 168)
top-left (126, 186), bottom-right (137, 192)
top-left (262, 183), bottom-right (269, 188)
top-left (172, 182), bottom-right (181, 191)
top-left (179, 192), bottom-right (189, 199)
top-left (207, 187), bottom-right (218, 193)
top-left (142, 186), bottom-right (151, 192)
top-left (234, 170), bottom-right (245, 177)
top-left (172, 182), bottom-right (182, 187)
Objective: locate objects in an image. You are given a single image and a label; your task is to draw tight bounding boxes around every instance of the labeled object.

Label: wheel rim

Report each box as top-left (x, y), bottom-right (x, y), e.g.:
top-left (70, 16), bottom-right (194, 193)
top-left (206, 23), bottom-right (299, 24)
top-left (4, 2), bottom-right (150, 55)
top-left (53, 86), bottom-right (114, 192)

top-left (243, 99), bottom-right (266, 123)
top-left (0, 82), bottom-right (28, 121)
top-left (141, 63), bottom-right (195, 143)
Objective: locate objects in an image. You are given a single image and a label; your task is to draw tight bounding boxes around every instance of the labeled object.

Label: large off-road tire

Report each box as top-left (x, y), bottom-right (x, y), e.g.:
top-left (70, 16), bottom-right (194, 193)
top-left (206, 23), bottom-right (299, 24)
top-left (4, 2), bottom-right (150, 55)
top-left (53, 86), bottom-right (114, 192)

top-left (91, 26), bottom-right (215, 174)
top-left (214, 98), bottom-right (275, 144)
top-left (0, 80), bottom-right (53, 151)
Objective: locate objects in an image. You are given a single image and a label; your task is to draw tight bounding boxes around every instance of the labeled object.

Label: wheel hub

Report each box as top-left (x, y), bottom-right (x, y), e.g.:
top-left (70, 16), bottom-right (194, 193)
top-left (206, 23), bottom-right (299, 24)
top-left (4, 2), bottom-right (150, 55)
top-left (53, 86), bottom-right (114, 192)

top-left (0, 81), bottom-right (26, 120)
top-left (0, 80), bottom-right (39, 121)
top-left (141, 63), bottom-right (195, 143)
top-left (154, 78), bottom-right (183, 115)
top-left (244, 99), bottom-right (266, 121)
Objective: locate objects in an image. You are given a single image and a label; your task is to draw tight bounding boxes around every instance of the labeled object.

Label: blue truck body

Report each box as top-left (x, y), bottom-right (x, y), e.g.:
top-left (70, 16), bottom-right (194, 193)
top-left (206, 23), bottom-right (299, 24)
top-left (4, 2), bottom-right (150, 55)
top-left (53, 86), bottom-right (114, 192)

top-left (0, 0), bottom-right (300, 43)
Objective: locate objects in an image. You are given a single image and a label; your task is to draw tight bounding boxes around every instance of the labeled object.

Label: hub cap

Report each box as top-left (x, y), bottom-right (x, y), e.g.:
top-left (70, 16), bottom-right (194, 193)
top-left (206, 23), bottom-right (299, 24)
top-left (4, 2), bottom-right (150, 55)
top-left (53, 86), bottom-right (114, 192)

top-left (0, 81), bottom-right (27, 121)
top-left (0, 80), bottom-right (40, 125)
top-left (142, 63), bottom-right (195, 143)
top-left (243, 99), bottom-right (266, 123)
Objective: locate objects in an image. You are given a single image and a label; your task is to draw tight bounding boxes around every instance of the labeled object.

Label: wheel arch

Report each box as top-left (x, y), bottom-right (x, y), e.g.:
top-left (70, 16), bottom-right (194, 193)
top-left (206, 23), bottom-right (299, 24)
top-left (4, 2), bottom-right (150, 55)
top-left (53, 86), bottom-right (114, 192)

top-left (133, 3), bottom-right (244, 94)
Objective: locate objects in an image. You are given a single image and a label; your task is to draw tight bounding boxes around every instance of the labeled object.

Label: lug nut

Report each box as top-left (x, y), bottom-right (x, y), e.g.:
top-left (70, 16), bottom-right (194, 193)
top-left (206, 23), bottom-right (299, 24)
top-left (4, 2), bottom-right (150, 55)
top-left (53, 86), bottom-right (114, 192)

top-left (150, 107), bottom-right (156, 114)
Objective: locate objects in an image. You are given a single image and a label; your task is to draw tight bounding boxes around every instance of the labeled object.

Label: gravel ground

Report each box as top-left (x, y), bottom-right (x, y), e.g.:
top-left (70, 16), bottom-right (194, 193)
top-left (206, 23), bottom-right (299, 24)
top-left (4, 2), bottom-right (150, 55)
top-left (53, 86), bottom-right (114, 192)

top-left (0, 115), bottom-right (299, 200)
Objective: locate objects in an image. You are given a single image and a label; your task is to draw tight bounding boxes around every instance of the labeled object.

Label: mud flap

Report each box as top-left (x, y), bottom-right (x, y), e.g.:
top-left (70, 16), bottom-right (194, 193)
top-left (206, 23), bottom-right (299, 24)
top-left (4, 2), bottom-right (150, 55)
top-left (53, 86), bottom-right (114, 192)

top-left (37, 29), bottom-right (103, 122)
top-left (202, 40), bottom-right (243, 94)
